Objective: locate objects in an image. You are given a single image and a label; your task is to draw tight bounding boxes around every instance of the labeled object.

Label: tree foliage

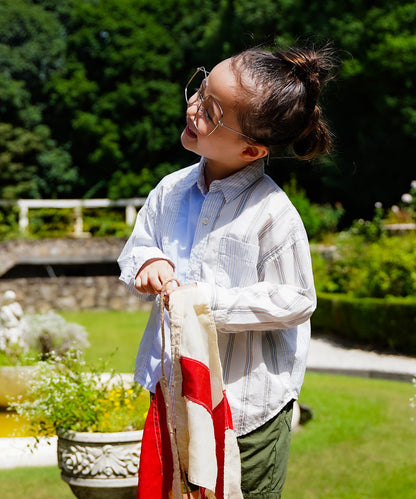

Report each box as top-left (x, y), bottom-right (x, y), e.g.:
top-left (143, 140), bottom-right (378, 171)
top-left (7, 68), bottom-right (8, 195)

top-left (0, 0), bottom-right (75, 198)
top-left (0, 0), bottom-right (414, 220)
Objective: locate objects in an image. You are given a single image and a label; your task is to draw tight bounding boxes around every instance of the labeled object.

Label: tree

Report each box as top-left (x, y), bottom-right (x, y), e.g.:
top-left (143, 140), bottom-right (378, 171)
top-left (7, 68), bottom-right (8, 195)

top-left (46, 0), bottom-right (189, 197)
top-left (1, 0), bottom-right (415, 221)
top-left (327, 1), bottom-right (416, 218)
top-left (0, 123), bottom-right (75, 198)
top-left (190, 0), bottom-right (416, 220)
top-left (241, 0), bottom-right (416, 220)
top-left (0, 0), bottom-right (77, 198)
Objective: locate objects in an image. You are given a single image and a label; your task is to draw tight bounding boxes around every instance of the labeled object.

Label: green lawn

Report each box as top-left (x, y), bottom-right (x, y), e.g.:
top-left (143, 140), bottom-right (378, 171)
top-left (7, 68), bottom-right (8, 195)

top-left (1, 311), bottom-right (415, 497)
top-left (1, 373), bottom-right (414, 498)
top-left (285, 374), bottom-right (416, 499)
top-left (60, 309), bottom-right (150, 372)
top-left (0, 466), bottom-right (73, 499)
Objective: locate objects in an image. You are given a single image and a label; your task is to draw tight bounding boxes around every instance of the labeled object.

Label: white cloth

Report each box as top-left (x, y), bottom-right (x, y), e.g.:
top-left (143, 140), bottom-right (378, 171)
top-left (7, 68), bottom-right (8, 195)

top-left (169, 285), bottom-right (242, 498)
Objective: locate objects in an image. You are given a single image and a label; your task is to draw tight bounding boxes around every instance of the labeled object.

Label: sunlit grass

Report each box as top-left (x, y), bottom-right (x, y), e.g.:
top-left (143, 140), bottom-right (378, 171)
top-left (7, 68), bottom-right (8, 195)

top-left (60, 309), bottom-right (150, 372)
top-left (285, 373), bottom-right (415, 498)
top-left (1, 373), bottom-right (414, 498)
top-left (0, 466), bottom-right (73, 499)
top-left (1, 308), bottom-right (414, 497)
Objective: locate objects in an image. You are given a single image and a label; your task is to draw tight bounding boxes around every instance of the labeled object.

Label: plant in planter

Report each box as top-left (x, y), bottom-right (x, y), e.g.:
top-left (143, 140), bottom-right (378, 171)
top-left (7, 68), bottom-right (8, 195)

top-left (10, 350), bottom-right (149, 499)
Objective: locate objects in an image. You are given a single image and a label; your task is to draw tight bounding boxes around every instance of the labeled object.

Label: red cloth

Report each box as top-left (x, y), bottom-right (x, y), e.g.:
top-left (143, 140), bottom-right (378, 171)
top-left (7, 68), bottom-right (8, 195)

top-left (137, 383), bottom-right (173, 499)
top-left (137, 362), bottom-right (235, 498)
top-left (137, 287), bottom-right (242, 499)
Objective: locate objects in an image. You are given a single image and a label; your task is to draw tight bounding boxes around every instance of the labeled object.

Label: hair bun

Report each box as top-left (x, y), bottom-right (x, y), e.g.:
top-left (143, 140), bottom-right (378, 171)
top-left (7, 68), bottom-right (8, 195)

top-left (292, 105), bottom-right (332, 160)
top-left (278, 45), bottom-right (335, 98)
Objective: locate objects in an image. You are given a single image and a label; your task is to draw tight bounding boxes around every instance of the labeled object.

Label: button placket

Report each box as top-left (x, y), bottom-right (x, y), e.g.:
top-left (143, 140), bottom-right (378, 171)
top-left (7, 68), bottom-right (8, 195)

top-left (186, 192), bottom-right (220, 282)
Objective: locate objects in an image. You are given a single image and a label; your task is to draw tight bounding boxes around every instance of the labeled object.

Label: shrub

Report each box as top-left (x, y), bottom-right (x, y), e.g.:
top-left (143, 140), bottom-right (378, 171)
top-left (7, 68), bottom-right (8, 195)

top-left (312, 292), bottom-right (416, 355)
top-left (385, 179), bottom-right (416, 224)
top-left (22, 311), bottom-right (89, 358)
top-left (0, 205), bottom-right (20, 241)
top-left (312, 232), bottom-right (416, 298)
top-left (284, 178), bottom-right (344, 241)
top-left (29, 208), bottom-right (73, 237)
top-left (0, 311), bottom-right (89, 366)
top-left (83, 207), bottom-right (132, 237)
top-left (348, 202), bottom-right (385, 242)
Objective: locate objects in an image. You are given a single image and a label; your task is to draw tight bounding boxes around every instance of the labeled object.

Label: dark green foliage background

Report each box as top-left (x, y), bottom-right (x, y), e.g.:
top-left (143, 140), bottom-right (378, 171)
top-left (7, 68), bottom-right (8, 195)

top-left (1, 0), bottom-right (415, 221)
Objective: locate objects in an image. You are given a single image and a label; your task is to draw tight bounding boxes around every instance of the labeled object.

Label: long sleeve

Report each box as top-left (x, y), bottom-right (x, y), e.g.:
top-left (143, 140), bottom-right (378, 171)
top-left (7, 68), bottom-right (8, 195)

top-left (198, 227), bottom-right (316, 333)
top-left (117, 188), bottom-right (174, 297)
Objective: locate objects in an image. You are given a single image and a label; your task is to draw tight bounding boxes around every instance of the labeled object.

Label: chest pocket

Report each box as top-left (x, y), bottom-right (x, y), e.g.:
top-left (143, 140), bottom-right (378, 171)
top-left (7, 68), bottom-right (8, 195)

top-left (216, 236), bottom-right (259, 288)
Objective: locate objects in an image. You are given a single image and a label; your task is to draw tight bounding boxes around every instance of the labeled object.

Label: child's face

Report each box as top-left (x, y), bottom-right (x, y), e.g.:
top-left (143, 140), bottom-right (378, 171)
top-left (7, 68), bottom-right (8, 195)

top-left (181, 59), bottom-right (263, 179)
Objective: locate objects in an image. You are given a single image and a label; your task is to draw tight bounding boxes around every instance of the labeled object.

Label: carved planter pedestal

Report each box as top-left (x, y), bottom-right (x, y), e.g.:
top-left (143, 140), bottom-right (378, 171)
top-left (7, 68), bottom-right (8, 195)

top-left (57, 430), bottom-right (143, 499)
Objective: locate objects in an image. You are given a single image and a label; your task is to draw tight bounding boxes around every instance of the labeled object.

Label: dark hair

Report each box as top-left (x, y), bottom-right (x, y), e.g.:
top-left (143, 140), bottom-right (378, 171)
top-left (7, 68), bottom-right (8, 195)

top-left (230, 45), bottom-right (336, 160)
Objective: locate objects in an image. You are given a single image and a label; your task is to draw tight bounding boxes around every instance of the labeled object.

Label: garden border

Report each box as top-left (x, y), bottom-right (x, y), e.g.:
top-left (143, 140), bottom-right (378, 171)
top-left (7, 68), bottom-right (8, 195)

top-left (312, 292), bottom-right (416, 355)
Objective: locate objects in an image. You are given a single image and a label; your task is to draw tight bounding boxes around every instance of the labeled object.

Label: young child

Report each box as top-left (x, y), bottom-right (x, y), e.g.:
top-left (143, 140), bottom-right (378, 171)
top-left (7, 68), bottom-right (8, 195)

top-left (118, 45), bottom-right (335, 498)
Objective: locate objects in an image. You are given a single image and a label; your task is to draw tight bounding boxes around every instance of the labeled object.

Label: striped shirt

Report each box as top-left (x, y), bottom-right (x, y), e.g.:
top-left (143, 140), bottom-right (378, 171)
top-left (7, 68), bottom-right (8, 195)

top-left (118, 157), bottom-right (316, 436)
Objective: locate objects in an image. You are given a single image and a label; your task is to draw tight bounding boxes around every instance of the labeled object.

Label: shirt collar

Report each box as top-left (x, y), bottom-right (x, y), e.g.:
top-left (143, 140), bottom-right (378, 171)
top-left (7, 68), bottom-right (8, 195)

top-left (197, 157), bottom-right (265, 202)
top-left (196, 158), bottom-right (209, 195)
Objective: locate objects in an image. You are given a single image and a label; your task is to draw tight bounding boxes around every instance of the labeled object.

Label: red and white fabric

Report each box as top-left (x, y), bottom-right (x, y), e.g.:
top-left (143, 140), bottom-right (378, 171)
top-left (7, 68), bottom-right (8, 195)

top-left (137, 285), bottom-right (242, 499)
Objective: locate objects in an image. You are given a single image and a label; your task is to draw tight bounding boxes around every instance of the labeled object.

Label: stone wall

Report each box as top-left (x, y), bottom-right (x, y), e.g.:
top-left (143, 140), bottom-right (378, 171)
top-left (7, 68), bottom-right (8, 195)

top-left (0, 237), bottom-right (126, 274)
top-left (0, 238), bottom-right (150, 312)
top-left (0, 276), bottom-right (150, 313)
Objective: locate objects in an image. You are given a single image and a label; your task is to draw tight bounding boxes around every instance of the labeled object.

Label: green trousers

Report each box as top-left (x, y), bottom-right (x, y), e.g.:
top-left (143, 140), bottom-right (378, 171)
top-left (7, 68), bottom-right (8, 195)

top-left (237, 400), bottom-right (294, 499)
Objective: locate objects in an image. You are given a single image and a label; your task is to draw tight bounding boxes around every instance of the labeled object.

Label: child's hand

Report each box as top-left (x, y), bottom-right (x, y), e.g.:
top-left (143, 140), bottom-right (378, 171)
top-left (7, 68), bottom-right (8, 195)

top-left (135, 259), bottom-right (174, 294)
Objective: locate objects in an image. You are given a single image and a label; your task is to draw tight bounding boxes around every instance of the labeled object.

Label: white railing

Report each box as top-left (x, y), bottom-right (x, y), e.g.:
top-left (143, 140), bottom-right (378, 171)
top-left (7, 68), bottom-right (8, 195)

top-left (0, 198), bottom-right (146, 235)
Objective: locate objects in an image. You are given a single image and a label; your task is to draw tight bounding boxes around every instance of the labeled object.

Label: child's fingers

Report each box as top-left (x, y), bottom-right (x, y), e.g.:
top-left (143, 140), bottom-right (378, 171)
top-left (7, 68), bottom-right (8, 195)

top-left (143, 269), bottom-right (163, 294)
top-left (135, 259), bottom-right (174, 294)
top-left (134, 273), bottom-right (151, 293)
top-left (134, 274), bottom-right (142, 290)
top-left (135, 268), bottom-right (158, 294)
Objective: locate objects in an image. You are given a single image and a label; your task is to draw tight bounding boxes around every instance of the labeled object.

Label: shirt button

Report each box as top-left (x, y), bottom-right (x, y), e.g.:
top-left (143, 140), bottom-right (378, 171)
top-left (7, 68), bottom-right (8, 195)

top-left (201, 217), bottom-right (209, 225)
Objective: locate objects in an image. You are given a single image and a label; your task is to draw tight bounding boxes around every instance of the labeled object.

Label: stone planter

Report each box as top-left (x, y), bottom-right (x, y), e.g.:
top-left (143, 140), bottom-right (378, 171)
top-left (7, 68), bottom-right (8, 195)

top-left (0, 366), bottom-right (35, 407)
top-left (57, 429), bottom-right (143, 499)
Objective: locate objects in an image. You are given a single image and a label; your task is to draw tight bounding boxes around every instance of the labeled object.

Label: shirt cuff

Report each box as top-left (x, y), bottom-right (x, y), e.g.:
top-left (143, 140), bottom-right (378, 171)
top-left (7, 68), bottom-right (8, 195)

top-left (196, 282), bottom-right (228, 325)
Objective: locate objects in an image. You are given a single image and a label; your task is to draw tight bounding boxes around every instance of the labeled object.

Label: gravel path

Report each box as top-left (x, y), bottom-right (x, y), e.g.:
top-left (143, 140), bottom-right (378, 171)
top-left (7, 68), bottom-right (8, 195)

top-left (307, 336), bottom-right (416, 382)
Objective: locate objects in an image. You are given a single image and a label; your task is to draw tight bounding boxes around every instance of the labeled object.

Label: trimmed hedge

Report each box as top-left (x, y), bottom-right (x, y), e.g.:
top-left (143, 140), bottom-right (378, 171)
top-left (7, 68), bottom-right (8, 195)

top-left (312, 292), bottom-right (416, 355)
